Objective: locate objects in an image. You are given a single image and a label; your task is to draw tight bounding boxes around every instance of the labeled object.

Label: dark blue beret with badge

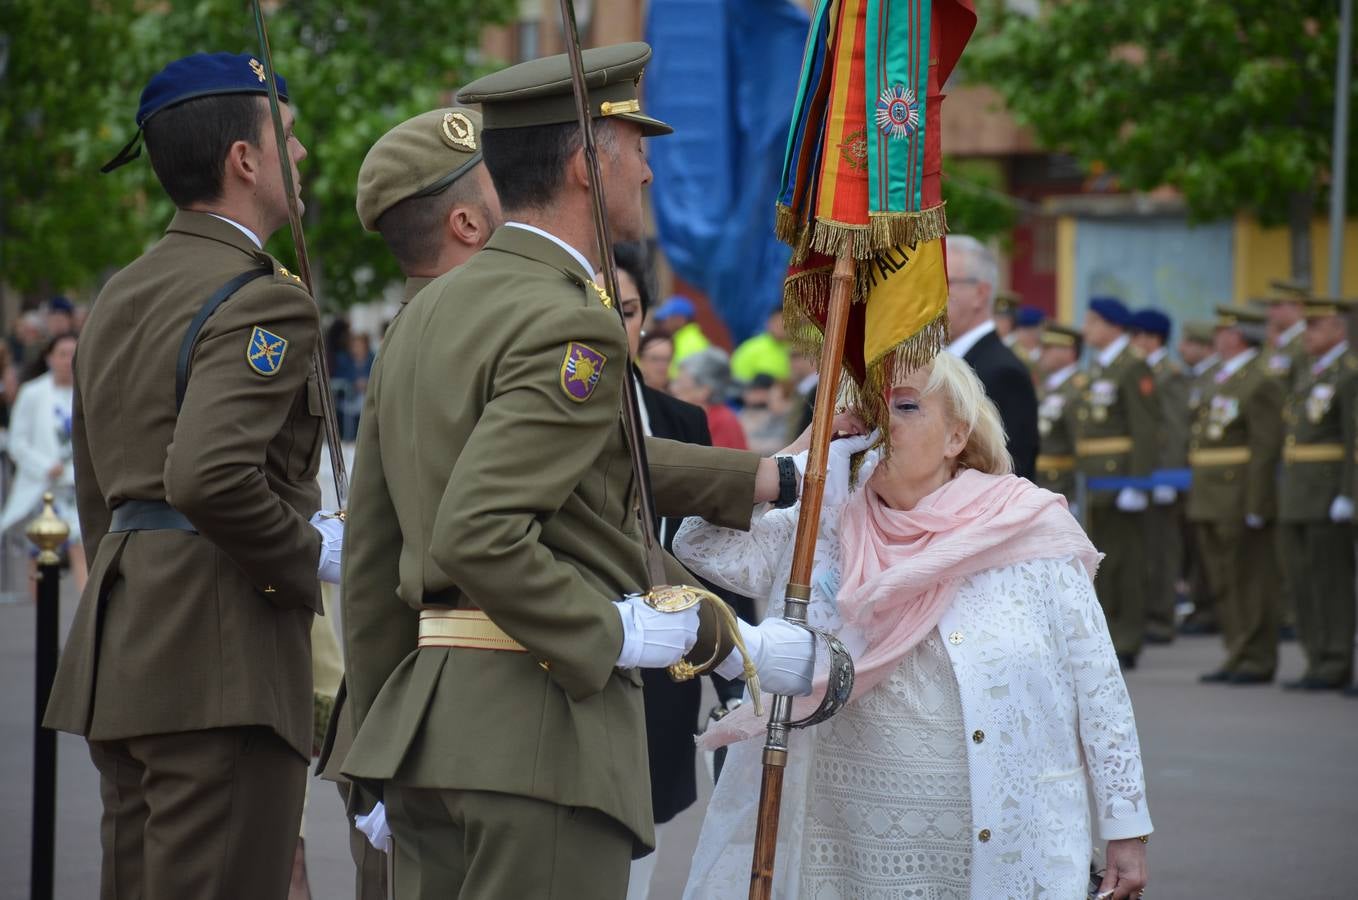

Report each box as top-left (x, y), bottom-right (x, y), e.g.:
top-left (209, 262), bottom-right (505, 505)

top-left (1129, 308), bottom-right (1171, 339)
top-left (102, 52), bottom-right (289, 173)
top-left (1088, 296), bottom-right (1131, 328)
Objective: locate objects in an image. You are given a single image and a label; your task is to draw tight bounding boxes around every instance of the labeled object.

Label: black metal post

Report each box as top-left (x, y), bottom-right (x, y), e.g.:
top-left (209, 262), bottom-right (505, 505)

top-left (27, 492), bottom-right (67, 900)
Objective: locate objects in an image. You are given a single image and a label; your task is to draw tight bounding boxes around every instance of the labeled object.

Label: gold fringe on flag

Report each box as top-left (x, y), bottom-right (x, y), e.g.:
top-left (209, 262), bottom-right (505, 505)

top-left (775, 204), bottom-right (950, 264)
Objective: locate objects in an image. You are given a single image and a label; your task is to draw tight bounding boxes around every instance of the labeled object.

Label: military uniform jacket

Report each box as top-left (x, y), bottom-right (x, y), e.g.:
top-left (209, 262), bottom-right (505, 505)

top-left (1074, 343), bottom-right (1160, 501)
top-left (339, 227), bottom-right (759, 849)
top-left (1279, 348), bottom-right (1358, 522)
top-left (44, 211), bottom-right (323, 758)
top-left (1036, 368), bottom-right (1084, 501)
top-left (1186, 353), bottom-right (1283, 524)
top-left (1264, 328), bottom-right (1308, 392)
top-left (1151, 354), bottom-right (1191, 469)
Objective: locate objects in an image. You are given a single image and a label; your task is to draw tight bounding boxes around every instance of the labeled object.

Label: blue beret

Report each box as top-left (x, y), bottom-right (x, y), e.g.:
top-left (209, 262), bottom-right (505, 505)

top-left (1130, 308), bottom-right (1171, 339)
top-left (48, 296), bottom-right (75, 315)
top-left (1015, 305), bottom-right (1045, 328)
top-left (1088, 296), bottom-right (1131, 327)
top-left (655, 297), bottom-right (695, 320)
top-left (102, 52), bottom-right (289, 173)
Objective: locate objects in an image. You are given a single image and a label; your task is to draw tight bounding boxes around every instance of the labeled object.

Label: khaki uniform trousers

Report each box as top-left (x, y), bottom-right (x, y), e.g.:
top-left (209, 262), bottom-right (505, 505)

top-left (88, 726), bottom-right (306, 900)
top-left (1144, 501), bottom-right (1184, 639)
top-left (1196, 522), bottom-right (1280, 677)
top-left (1279, 522), bottom-right (1356, 684)
top-left (385, 786), bottom-right (633, 900)
top-left (1089, 501), bottom-right (1147, 657)
top-left (1182, 523), bottom-right (1217, 629)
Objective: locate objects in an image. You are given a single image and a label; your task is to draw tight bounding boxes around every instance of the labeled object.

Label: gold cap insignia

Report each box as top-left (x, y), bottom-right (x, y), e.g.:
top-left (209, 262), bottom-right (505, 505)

top-left (600, 99), bottom-right (641, 117)
top-left (441, 111), bottom-right (477, 152)
top-left (249, 58), bottom-right (266, 83)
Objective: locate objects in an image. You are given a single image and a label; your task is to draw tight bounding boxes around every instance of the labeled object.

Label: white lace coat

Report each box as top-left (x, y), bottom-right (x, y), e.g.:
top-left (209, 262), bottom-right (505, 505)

top-left (674, 500), bottom-right (1153, 900)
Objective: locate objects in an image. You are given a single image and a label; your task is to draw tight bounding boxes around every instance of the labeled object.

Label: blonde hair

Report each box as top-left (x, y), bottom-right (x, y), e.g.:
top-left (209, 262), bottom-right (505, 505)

top-left (920, 352), bottom-right (1012, 475)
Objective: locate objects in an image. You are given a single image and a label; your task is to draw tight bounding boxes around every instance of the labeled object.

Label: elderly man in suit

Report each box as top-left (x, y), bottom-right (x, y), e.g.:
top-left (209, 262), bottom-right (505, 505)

top-left (944, 234), bottom-right (1039, 479)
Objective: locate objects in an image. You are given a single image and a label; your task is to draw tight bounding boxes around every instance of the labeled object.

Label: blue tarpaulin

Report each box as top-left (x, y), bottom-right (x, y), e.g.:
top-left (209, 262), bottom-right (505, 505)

top-left (645, 0), bottom-right (810, 344)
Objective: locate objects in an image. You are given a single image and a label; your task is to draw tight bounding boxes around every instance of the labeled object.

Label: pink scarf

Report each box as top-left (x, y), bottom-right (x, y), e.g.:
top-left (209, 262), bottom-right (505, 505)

top-left (699, 469), bottom-right (1100, 749)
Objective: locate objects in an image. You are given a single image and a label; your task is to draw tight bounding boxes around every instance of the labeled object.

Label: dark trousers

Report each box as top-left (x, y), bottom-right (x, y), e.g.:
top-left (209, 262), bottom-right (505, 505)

top-left (338, 782), bottom-right (388, 900)
top-left (1197, 521), bottom-right (1280, 676)
top-left (1183, 519), bottom-right (1217, 628)
top-left (1279, 521), bottom-right (1356, 683)
top-left (1144, 501), bottom-right (1184, 638)
top-left (385, 787), bottom-right (633, 900)
top-left (1089, 501), bottom-right (1147, 657)
top-left (89, 726), bottom-right (306, 900)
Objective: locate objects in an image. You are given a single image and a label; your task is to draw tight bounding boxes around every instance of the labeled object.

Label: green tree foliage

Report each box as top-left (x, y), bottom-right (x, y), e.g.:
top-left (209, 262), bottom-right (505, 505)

top-left (967, 0), bottom-right (1356, 226)
top-left (942, 157), bottom-right (1018, 243)
top-left (1, 0), bottom-right (516, 307)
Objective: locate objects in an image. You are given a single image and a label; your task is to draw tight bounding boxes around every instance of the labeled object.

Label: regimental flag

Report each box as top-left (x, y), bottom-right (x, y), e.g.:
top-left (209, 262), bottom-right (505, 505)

top-left (776, 0), bottom-right (976, 433)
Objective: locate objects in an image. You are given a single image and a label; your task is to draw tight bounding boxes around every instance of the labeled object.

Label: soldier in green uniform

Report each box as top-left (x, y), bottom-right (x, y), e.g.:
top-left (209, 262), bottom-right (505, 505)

top-left (42, 54), bottom-right (344, 899)
top-left (1176, 321), bottom-right (1222, 634)
top-left (1277, 296), bottom-right (1358, 691)
top-left (316, 105), bottom-right (503, 900)
top-left (339, 44), bottom-right (816, 898)
top-left (1075, 297), bottom-right (1161, 668)
top-left (1130, 309), bottom-right (1190, 644)
top-left (1189, 307), bottom-right (1283, 685)
top-left (1035, 322), bottom-right (1084, 506)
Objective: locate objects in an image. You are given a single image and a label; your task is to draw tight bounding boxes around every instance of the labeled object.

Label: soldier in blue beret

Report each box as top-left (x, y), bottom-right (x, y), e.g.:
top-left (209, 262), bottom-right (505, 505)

top-left (1075, 296), bottom-right (1162, 669)
top-left (44, 52), bottom-right (343, 900)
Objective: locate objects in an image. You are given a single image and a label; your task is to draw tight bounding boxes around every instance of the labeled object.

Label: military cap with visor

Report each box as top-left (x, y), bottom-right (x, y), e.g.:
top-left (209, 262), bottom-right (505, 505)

top-left (1214, 304), bottom-right (1269, 343)
top-left (356, 107), bottom-right (484, 231)
top-left (102, 52), bottom-right (289, 173)
top-left (1041, 323), bottom-right (1081, 348)
top-left (1301, 296), bottom-right (1358, 320)
top-left (457, 42), bottom-right (671, 136)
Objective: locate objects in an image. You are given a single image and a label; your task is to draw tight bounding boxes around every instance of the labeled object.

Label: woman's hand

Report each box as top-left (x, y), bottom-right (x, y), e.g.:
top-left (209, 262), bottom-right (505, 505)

top-left (779, 411), bottom-right (868, 457)
top-left (1096, 838), bottom-right (1148, 899)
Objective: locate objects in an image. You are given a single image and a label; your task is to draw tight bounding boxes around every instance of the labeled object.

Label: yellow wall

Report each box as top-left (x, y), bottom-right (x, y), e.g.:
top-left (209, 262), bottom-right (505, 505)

top-left (1233, 216), bottom-right (1358, 300)
top-left (1056, 215), bottom-right (1077, 323)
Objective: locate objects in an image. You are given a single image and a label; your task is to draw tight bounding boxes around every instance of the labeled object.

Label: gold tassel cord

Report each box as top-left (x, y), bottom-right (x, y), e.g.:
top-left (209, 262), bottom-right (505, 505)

top-left (777, 204), bottom-right (950, 265)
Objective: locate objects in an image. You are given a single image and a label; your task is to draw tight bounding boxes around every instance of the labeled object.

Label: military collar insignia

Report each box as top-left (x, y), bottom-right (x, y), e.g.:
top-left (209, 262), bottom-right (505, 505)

top-left (441, 111), bottom-right (477, 152)
top-left (247, 325), bottom-right (288, 376)
top-left (560, 341), bottom-right (607, 402)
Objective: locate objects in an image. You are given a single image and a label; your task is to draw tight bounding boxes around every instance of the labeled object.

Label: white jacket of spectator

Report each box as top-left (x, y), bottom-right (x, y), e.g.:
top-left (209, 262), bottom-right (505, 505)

top-left (0, 373), bottom-right (78, 537)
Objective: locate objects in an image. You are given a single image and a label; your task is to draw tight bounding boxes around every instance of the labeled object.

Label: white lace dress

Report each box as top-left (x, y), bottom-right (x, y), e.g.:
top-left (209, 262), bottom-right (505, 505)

top-left (675, 501), bottom-right (1152, 900)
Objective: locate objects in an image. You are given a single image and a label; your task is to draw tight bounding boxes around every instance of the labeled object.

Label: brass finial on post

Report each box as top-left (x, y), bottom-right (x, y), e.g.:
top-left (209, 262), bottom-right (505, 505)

top-left (26, 493), bottom-right (70, 567)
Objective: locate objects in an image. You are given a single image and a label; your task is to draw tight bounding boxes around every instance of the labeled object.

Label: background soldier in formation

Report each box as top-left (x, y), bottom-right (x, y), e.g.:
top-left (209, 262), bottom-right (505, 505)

top-left (41, 54), bottom-right (343, 899)
top-left (1035, 323), bottom-right (1083, 507)
top-left (1131, 309), bottom-right (1190, 645)
top-left (1075, 297), bottom-right (1161, 668)
top-left (1177, 321), bottom-right (1224, 635)
top-left (1277, 297), bottom-right (1358, 691)
top-left (1189, 307), bottom-right (1282, 685)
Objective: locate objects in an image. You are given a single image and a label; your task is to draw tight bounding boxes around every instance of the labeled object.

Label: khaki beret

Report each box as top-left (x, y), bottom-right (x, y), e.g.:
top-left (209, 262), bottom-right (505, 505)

top-left (356, 107), bottom-right (484, 232)
top-left (458, 42), bottom-right (671, 136)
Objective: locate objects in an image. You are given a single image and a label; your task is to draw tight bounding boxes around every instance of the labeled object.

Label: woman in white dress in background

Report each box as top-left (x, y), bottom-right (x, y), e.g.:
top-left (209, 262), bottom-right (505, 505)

top-left (676, 352), bottom-right (1151, 900)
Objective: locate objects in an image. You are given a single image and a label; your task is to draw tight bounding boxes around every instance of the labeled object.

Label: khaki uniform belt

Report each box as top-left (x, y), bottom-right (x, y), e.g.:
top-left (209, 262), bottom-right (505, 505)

top-left (1189, 446), bottom-right (1251, 467)
top-left (1037, 454), bottom-right (1076, 472)
top-left (418, 608), bottom-right (526, 652)
top-left (1283, 443), bottom-right (1344, 463)
top-left (1075, 437), bottom-right (1133, 456)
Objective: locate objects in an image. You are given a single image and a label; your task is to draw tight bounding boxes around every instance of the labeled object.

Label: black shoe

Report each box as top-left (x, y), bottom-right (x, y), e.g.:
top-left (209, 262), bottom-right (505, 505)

top-left (1278, 625), bottom-right (1297, 641)
top-left (1343, 684), bottom-right (1358, 698)
top-left (1289, 676), bottom-right (1348, 691)
top-left (1228, 671), bottom-right (1274, 685)
top-left (1117, 653), bottom-right (1137, 670)
top-left (1179, 620), bottom-right (1219, 636)
top-left (1282, 677), bottom-right (1312, 691)
top-left (1144, 631), bottom-right (1174, 645)
top-left (1199, 669), bottom-right (1232, 683)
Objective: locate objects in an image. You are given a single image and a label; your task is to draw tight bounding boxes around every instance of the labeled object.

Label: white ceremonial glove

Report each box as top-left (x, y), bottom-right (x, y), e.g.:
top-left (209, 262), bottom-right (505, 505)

top-left (1115, 487), bottom-right (1149, 513)
top-left (1245, 514), bottom-right (1266, 530)
top-left (714, 618), bottom-right (816, 696)
top-left (1330, 496), bottom-right (1355, 523)
top-left (354, 801), bottom-right (391, 853)
top-left (614, 595), bottom-right (701, 669)
top-left (791, 430), bottom-right (880, 509)
top-left (310, 510), bottom-right (344, 584)
top-left (1152, 485), bottom-right (1177, 506)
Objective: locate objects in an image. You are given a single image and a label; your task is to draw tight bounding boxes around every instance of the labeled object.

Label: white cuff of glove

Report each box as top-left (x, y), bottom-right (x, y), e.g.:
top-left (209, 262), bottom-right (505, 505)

top-left (310, 511), bottom-right (344, 584)
top-left (715, 618), bottom-right (816, 697)
top-left (1245, 513), bottom-right (1266, 529)
top-left (1151, 485), bottom-right (1177, 505)
top-left (354, 801), bottom-right (391, 853)
top-left (614, 595), bottom-right (700, 669)
top-left (790, 431), bottom-right (880, 509)
top-left (1115, 487), bottom-right (1149, 513)
top-left (1330, 495), bottom-right (1355, 523)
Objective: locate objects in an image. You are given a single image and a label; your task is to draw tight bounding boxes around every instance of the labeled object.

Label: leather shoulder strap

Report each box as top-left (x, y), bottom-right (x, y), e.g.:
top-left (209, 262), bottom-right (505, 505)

top-left (175, 265), bottom-right (272, 412)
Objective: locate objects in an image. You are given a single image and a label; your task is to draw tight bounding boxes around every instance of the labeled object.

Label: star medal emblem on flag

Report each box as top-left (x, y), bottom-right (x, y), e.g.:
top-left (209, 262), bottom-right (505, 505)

top-left (247, 325), bottom-right (288, 376)
top-left (875, 83), bottom-right (919, 140)
top-left (560, 341), bottom-right (607, 402)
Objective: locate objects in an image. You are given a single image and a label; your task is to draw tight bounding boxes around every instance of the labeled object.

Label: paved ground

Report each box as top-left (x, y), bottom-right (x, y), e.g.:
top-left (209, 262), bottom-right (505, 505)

top-left (1, 578), bottom-right (1353, 899)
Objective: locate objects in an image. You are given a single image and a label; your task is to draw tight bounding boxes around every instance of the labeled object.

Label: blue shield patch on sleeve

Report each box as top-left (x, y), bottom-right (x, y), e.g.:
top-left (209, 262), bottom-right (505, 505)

top-left (247, 325), bottom-right (288, 376)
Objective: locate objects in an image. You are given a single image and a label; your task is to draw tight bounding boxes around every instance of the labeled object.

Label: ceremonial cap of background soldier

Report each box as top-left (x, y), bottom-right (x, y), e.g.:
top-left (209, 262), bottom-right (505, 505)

top-left (1129, 308), bottom-right (1172, 340)
top-left (1301, 296), bottom-right (1358, 320)
top-left (1214, 304), bottom-right (1268, 343)
top-left (1183, 320), bottom-right (1216, 344)
top-left (993, 289), bottom-right (1021, 318)
top-left (356, 107), bottom-right (484, 231)
top-left (457, 42), bottom-right (672, 136)
top-left (1041, 322), bottom-right (1081, 349)
top-left (1088, 296), bottom-right (1132, 327)
top-left (1266, 278), bottom-right (1312, 303)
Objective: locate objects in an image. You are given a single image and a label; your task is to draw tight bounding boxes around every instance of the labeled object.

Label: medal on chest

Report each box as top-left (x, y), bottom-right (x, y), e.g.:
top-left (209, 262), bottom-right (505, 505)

top-left (1087, 379), bottom-right (1115, 423)
top-left (1306, 382), bottom-right (1336, 424)
top-left (1207, 394), bottom-right (1240, 440)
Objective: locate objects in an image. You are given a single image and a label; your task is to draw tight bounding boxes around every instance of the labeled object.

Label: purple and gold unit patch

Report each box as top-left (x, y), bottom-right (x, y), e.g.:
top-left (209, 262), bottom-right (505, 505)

top-left (560, 341), bottom-right (607, 403)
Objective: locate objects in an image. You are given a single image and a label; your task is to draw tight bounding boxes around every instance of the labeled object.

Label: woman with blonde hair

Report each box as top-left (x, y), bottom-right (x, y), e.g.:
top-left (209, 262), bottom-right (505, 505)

top-left (677, 351), bottom-right (1152, 899)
